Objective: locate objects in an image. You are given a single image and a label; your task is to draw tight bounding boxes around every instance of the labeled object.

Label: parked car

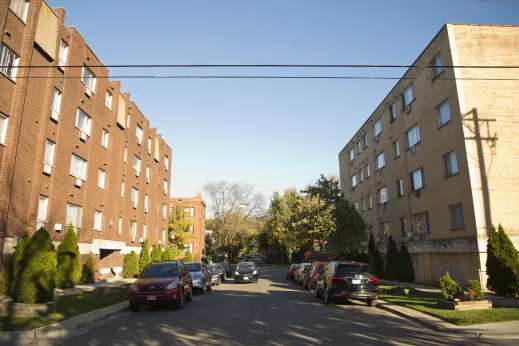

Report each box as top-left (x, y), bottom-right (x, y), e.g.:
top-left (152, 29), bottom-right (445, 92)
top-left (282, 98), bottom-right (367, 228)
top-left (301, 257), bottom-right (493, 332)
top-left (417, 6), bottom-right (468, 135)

top-left (315, 261), bottom-right (379, 307)
top-left (286, 263), bottom-right (300, 280)
top-left (216, 263), bottom-right (226, 281)
top-left (234, 261), bottom-right (259, 283)
top-left (305, 262), bottom-right (327, 290)
top-left (294, 263), bottom-right (311, 285)
top-left (128, 260), bottom-right (193, 312)
top-left (185, 262), bottom-right (212, 293)
top-left (207, 264), bottom-right (222, 286)
top-left (219, 262), bottom-right (232, 277)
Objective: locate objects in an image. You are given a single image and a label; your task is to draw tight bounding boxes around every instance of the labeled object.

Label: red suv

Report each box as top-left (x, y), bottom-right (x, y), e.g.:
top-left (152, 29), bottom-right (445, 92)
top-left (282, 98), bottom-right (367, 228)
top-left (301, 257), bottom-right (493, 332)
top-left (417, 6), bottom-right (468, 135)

top-left (307, 262), bottom-right (326, 290)
top-left (128, 260), bottom-right (193, 312)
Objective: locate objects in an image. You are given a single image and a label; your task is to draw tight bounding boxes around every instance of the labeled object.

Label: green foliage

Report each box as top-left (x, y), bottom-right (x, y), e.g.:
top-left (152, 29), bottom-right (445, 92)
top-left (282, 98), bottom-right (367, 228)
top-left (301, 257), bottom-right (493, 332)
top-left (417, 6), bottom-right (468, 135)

top-left (367, 233), bottom-right (385, 278)
top-left (139, 239), bottom-right (151, 273)
top-left (11, 228), bottom-right (56, 304)
top-left (3, 231), bottom-right (30, 296)
top-left (55, 224), bottom-right (81, 289)
top-left (439, 272), bottom-right (463, 301)
top-left (486, 224), bottom-right (519, 295)
top-left (184, 250), bottom-right (193, 262)
top-left (169, 202), bottom-right (193, 250)
top-left (81, 254), bottom-right (95, 284)
top-left (329, 197), bottom-right (367, 253)
top-left (385, 236), bottom-right (399, 280)
top-left (397, 242), bottom-right (415, 282)
top-left (465, 280), bottom-right (483, 301)
top-left (122, 251), bottom-right (139, 278)
top-left (151, 244), bottom-right (162, 262)
top-left (162, 247), bottom-right (175, 260)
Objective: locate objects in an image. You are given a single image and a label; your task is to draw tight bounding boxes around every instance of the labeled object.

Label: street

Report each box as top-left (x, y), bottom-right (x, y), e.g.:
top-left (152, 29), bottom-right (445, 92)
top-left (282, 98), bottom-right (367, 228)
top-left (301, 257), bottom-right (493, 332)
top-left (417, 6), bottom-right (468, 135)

top-left (65, 260), bottom-right (507, 346)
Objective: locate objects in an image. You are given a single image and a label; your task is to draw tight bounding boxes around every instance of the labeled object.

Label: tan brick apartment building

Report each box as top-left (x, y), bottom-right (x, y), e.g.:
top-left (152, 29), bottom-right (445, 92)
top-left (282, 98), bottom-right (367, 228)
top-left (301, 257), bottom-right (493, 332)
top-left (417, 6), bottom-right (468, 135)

top-left (338, 24), bottom-right (519, 286)
top-left (0, 0), bottom-right (172, 278)
top-left (170, 194), bottom-right (206, 259)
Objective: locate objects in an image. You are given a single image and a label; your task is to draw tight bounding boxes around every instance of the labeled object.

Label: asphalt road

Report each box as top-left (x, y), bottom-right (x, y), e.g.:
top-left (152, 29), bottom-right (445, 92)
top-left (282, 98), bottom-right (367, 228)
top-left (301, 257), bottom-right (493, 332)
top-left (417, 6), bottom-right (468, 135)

top-left (64, 259), bottom-right (508, 346)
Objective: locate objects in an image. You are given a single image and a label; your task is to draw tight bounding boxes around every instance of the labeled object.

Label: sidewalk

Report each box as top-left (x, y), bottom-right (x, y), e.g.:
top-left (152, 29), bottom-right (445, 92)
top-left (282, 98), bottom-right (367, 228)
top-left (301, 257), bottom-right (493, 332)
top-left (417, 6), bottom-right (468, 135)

top-left (54, 278), bottom-right (135, 296)
top-left (380, 279), bottom-right (519, 308)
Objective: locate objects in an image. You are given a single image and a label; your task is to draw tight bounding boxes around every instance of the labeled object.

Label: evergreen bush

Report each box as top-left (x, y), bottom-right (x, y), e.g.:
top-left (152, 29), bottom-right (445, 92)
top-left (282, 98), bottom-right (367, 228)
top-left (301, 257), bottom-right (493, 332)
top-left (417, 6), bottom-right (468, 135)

top-left (55, 224), bottom-right (81, 289)
top-left (162, 247), bottom-right (175, 260)
top-left (465, 279), bottom-right (483, 301)
top-left (139, 239), bottom-right (151, 273)
top-left (397, 242), bottom-right (415, 282)
top-left (81, 254), bottom-right (95, 284)
top-left (122, 251), bottom-right (139, 278)
top-left (184, 250), bottom-right (193, 262)
top-left (151, 244), bottom-right (162, 262)
top-left (3, 231), bottom-right (30, 296)
top-left (486, 224), bottom-right (519, 295)
top-left (439, 272), bottom-right (463, 301)
top-left (385, 236), bottom-right (399, 280)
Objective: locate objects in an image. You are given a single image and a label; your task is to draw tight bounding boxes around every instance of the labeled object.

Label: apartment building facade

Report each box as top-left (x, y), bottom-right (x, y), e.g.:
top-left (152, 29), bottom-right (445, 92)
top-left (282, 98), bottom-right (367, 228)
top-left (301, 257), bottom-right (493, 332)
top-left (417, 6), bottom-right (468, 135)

top-left (338, 24), bottom-right (519, 286)
top-left (0, 0), bottom-right (172, 278)
top-left (170, 194), bottom-right (206, 259)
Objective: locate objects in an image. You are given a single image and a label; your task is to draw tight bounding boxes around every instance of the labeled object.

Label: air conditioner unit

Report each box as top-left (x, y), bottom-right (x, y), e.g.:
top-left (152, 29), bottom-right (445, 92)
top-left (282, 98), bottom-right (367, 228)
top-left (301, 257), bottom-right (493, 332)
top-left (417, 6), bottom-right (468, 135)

top-left (139, 237), bottom-right (144, 243)
top-left (55, 223), bottom-right (62, 232)
top-left (58, 60), bottom-right (65, 71)
top-left (79, 131), bottom-right (87, 141)
top-left (133, 202), bottom-right (138, 209)
top-left (50, 110), bottom-right (59, 122)
top-left (131, 236), bottom-right (136, 243)
top-left (43, 163), bottom-right (52, 175)
top-left (145, 207), bottom-right (148, 213)
top-left (407, 232), bottom-right (413, 238)
top-left (74, 177), bottom-right (82, 188)
top-left (135, 169), bottom-right (140, 177)
top-left (137, 139), bottom-right (142, 146)
top-left (410, 146), bottom-right (416, 154)
top-left (415, 190), bottom-right (421, 198)
top-left (85, 87), bottom-right (92, 97)
top-left (146, 178), bottom-right (150, 184)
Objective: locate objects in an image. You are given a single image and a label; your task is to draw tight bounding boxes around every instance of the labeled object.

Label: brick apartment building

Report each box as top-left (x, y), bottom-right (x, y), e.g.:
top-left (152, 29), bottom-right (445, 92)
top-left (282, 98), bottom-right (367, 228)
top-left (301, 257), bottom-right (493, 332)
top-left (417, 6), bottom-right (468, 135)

top-left (170, 194), bottom-right (206, 259)
top-left (338, 24), bottom-right (519, 286)
top-left (0, 0), bottom-right (172, 278)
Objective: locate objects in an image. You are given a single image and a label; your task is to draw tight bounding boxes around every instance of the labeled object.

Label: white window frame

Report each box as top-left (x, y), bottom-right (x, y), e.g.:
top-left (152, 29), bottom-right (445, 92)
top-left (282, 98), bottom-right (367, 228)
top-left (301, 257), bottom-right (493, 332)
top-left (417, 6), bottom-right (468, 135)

top-left (65, 203), bottom-right (82, 232)
top-left (410, 168), bottom-right (424, 191)
top-left (121, 182), bottom-right (125, 197)
top-left (94, 211), bottom-right (102, 231)
top-left (75, 109), bottom-right (92, 136)
top-left (431, 54), bottom-right (444, 79)
top-left (0, 44), bottom-right (19, 80)
top-left (162, 204), bottom-right (167, 220)
top-left (359, 168), bottom-right (364, 182)
top-left (70, 154), bottom-right (87, 181)
top-left (0, 114), bottom-right (8, 145)
top-left (51, 88), bottom-right (62, 114)
top-left (368, 194), bottom-right (373, 209)
top-left (373, 119), bottom-right (382, 138)
top-left (131, 187), bottom-right (139, 204)
top-left (58, 40), bottom-right (68, 70)
top-left (97, 169), bottom-right (105, 189)
top-left (389, 103), bottom-right (396, 122)
top-left (443, 151), bottom-right (458, 177)
top-left (402, 84), bottom-right (415, 112)
top-left (144, 194), bottom-right (149, 213)
top-left (184, 207), bottom-right (195, 218)
top-left (136, 124), bottom-right (143, 144)
top-left (118, 217), bottom-right (122, 234)
top-left (189, 242), bottom-right (194, 253)
top-left (148, 137), bottom-right (152, 155)
top-left (44, 140), bottom-right (55, 168)
top-left (407, 124), bottom-right (420, 148)
top-left (101, 129), bottom-right (109, 149)
top-left (143, 224), bottom-right (147, 238)
top-left (82, 65), bottom-right (96, 93)
top-left (357, 141), bottom-right (362, 154)
top-left (349, 148), bottom-right (354, 162)
top-left (351, 175), bottom-right (357, 188)
top-left (162, 229), bottom-right (166, 243)
top-left (165, 155), bottom-right (169, 171)
top-left (105, 91), bottom-right (112, 110)
top-left (164, 179), bottom-right (168, 195)
top-left (133, 155), bottom-right (141, 173)
top-left (37, 195), bottom-right (49, 226)
top-left (126, 114), bottom-right (130, 129)
top-left (393, 140), bottom-right (400, 158)
top-left (129, 220), bottom-right (137, 237)
top-left (378, 186), bottom-right (388, 204)
top-left (397, 178), bottom-right (404, 197)
top-left (363, 134), bottom-right (368, 148)
top-left (9, 0), bottom-right (30, 23)
top-left (376, 152), bottom-right (385, 171)
top-left (146, 165), bottom-right (150, 183)
top-left (366, 163), bottom-right (371, 178)
top-left (437, 100), bottom-right (451, 128)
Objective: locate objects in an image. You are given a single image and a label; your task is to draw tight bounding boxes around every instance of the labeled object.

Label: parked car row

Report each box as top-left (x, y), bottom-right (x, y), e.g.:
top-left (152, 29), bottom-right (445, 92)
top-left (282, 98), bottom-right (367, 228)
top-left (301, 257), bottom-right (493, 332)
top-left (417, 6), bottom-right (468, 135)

top-left (128, 260), bottom-right (229, 312)
top-left (286, 261), bottom-right (379, 307)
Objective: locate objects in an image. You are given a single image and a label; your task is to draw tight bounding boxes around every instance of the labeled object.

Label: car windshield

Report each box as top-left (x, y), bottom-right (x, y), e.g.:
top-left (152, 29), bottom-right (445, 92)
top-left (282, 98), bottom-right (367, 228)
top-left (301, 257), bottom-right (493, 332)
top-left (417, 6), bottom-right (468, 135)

top-left (207, 265), bottom-right (219, 273)
top-left (185, 263), bottom-right (202, 272)
top-left (336, 264), bottom-right (372, 277)
top-left (237, 263), bottom-right (256, 270)
top-left (140, 263), bottom-right (179, 278)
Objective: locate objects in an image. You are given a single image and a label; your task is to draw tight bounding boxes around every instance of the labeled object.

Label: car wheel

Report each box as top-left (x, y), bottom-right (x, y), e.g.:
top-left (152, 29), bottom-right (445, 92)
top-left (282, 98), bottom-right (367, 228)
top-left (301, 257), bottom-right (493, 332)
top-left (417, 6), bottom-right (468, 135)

top-left (175, 289), bottom-right (185, 310)
top-left (315, 286), bottom-right (322, 298)
top-left (130, 303), bottom-right (140, 312)
top-left (324, 288), bottom-right (333, 305)
top-left (186, 285), bottom-right (193, 302)
top-left (367, 299), bottom-right (377, 307)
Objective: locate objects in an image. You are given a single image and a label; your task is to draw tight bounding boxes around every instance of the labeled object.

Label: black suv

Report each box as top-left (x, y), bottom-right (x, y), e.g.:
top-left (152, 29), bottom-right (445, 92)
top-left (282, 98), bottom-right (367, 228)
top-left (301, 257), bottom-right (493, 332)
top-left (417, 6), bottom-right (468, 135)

top-left (315, 261), bottom-right (379, 307)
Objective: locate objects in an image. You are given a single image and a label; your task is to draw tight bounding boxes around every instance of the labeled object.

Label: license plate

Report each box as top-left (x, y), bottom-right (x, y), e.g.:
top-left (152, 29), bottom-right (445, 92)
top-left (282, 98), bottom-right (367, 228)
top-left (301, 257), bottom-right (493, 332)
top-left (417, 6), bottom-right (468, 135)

top-left (352, 279), bottom-right (361, 284)
top-left (147, 295), bottom-right (157, 301)
top-left (243, 276), bottom-right (249, 280)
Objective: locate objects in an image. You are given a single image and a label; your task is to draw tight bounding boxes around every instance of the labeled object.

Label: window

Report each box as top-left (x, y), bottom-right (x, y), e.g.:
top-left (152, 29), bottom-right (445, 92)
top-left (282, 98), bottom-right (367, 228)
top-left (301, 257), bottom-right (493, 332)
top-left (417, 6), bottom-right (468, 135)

top-left (165, 155), bottom-right (169, 171)
top-left (129, 220), bottom-right (137, 238)
top-left (378, 187), bottom-right (388, 204)
top-left (0, 44), bottom-right (19, 80)
top-left (0, 114), bottom-right (8, 145)
top-left (359, 168), bottom-right (364, 182)
top-left (37, 195), bottom-right (48, 229)
top-left (144, 194), bottom-right (149, 213)
top-left (162, 229), bottom-right (166, 243)
top-left (363, 134), bottom-right (368, 148)
top-left (410, 168), bottom-right (424, 191)
top-left (393, 140), bottom-right (400, 158)
top-left (124, 148), bottom-right (127, 163)
top-left (82, 65), bottom-right (96, 93)
top-left (389, 104), bottom-right (396, 122)
top-left (449, 203), bottom-right (464, 229)
top-left (373, 119), bottom-right (382, 138)
top-left (164, 179), bottom-right (168, 195)
top-left (133, 155), bottom-right (141, 172)
top-left (131, 187), bottom-right (139, 204)
top-left (76, 109), bottom-right (92, 136)
top-left (162, 204), bottom-right (167, 220)
top-left (184, 207), bottom-right (195, 218)
top-left (188, 225), bottom-right (194, 234)
top-left (349, 148), bottom-right (354, 162)
top-left (361, 197), bottom-right (366, 211)
top-left (414, 212), bottom-right (429, 234)
top-left (101, 129), bottom-right (109, 148)
top-left (94, 211), bottom-right (102, 231)
top-left (431, 54), bottom-right (444, 79)
top-left (51, 88), bottom-right (62, 114)
top-left (9, 0), bottom-right (29, 22)
top-left (437, 100), bottom-right (451, 127)
top-left (65, 203), bottom-right (82, 232)
top-left (118, 217), bottom-right (122, 234)
top-left (126, 114), bottom-right (130, 129)
top-left (443, 151), bottom-right (458, 177)
top-left (189, 242), bottom-right (194, 253)
top-left (397, 178), bottom-right (404, 197)
top-left (136, 124), bottom-right (143, 144)
top-left (351, 174), bottom-right (357, 188)
top-left (366, 163), bottom-right (371, 178)
top-left (143, 224), bottom-right (147, 238)
top-left (58, 40), bottom-right (68, 70)
top-left (121, 182), bottom-right (125, 197)
top-left (148, 137), bottom-right (152, 155)
top-left (357, 141), bottom-right (362, 154)
top-left (407, 124), bottom-right (420, 148)
top-left (98, 169), bottom-right (105, 189)
top-left (353, 201), bottom-right (358, 211)
top-left (146, 165), bottom-right (150, 183)
top-left (381, 221), bottom-right (390, 237)
top-left (400, 217), bottom-right (408, 236)
top-left (376, 152), bottom-right (385, 171)
top-left (402, 84), bottom-right (414, 112)
top-left (70, 154), bottom-right (87, 180)
top-left (44, 140), bottom-right (55, 171)
top-left (105, 92), bottom-right (112, 110)
top-left (368, 194), bottom-right (373, 209)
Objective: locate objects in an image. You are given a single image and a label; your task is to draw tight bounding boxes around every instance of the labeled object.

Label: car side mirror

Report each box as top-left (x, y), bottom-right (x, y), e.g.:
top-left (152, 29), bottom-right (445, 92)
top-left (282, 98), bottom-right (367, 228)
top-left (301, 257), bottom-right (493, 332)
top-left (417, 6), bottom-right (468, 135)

top-left (133, 274), bottom-right (139, 279)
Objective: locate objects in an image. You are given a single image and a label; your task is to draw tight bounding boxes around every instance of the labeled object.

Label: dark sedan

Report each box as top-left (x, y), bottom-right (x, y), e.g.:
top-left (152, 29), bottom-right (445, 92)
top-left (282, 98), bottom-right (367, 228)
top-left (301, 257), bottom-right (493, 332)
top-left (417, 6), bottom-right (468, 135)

top-left (234, 262), bottom-right (259, 283)
top-left (219, 262), bottom-right (232, 277)
top-left (207, 264), bottom-right (222, 286)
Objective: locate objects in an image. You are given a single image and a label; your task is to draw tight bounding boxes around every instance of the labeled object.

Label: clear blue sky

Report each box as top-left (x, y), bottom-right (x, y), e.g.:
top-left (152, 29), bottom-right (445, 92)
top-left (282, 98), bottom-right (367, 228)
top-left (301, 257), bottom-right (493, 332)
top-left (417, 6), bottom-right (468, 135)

top-left (48, 0), bottom-right (519, 201)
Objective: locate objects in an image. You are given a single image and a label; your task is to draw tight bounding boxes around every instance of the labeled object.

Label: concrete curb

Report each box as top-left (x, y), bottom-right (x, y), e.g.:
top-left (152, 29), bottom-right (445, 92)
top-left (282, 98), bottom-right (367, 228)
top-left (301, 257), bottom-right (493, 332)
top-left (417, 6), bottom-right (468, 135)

top-left (376, 299), bottom-right (447, 332)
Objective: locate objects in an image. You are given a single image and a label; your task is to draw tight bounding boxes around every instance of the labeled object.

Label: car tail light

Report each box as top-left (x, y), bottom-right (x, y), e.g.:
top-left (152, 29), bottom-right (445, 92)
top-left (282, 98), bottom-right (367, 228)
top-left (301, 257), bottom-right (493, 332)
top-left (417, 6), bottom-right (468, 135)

top-left (367, 277), bottom-right (379, 285)
top-left (331, 276), bottom-right (346, 282)
top-left (312, 272), bottom-right (317, 279)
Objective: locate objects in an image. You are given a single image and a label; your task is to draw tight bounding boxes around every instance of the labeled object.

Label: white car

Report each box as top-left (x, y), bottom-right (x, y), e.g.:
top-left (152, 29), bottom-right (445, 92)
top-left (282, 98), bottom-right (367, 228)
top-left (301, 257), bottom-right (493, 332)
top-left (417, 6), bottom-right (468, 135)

top-left (294, 263), bottom-right (311, 285)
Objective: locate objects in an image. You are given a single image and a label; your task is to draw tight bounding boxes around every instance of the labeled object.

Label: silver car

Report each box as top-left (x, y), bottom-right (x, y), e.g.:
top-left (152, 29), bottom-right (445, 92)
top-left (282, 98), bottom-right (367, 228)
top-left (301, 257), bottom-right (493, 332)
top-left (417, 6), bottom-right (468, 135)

top-left (207, 264), bottom-right (222, 286)
top-left (185, 262), bottom-right (212, 293)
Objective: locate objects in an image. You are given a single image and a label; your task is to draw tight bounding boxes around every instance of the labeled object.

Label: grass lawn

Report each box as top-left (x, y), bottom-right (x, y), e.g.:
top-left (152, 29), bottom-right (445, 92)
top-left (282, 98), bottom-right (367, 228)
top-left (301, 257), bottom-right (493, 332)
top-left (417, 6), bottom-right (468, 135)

top-left (0, 291), bottom-right (127, 331)
top-left (381, 292), bottom-right (519, 326)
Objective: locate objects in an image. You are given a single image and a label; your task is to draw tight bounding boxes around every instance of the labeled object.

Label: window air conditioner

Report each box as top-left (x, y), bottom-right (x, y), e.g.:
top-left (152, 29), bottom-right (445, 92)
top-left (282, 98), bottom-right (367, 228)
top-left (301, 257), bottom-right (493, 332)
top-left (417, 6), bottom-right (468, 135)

top-left (135, 169), bottom-right (140, 177)
top-left (85, 87), bottom-right (92, 97)
top-left (43, 163), bottom-right (52, 175)
top-left (410, 146), bottom-right (416, 154)
top-left (133, 202), bottom-right (138, 209)
top-left (131, 236), bottom-right (136, 243)
top-left (74, 177), bottom-right (82, 188)
top-left (79, 131), bottom-right (87, 141)
top-left (51, 110), bottom-right (59, 122)
top-left (55, 223), bottom-right (62, 232)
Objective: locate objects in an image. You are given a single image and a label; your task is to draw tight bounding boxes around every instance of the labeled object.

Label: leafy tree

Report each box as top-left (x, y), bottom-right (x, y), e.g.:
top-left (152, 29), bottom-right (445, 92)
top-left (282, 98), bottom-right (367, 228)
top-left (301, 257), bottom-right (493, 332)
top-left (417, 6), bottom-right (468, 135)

top-left (184, 250), bottom-right (193, 262)
top-left (162, 247), bottom-right (175, 260)
top-left (55, 224), bottom-right (81, 289)
top-left (486, 224), bottom-right (519, 294)
top-left (81, 254), bottom-right (95, 284)
top-left (172, 244), bottom-right (180, 259)
top-left (329, 197), bottom-right (367, 253)
top-left (122, 251), bottom-right (139, 278)
top-left (139, 239), bottom-right (151, 273)
top-left (304, 174), bottom-right (341, 206)
top-left (169, 202), bottom-right (193, 250)
top-left (3, 231), bottom-right (30, 295)
top-left (151, 244), bottom-right (163, 262)
top-left (12, 228), bottom-right (56, 303)
top-left (397, 242), bottom-right (415, 282)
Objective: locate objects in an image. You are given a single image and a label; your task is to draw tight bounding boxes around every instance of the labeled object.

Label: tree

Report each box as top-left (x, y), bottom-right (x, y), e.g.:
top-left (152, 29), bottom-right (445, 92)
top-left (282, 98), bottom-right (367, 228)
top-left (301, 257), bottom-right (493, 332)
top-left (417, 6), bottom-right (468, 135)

top-left (486, 224), bottom-right (519, 294)
top-left (169, 201), bottom-right (193, 250)
top-left (397, 242), bottom-right (415, 282)
top-left (368, 233), bottom-right (385, 278)
top-left (385, 236), bottom-right (399, 280)
top-left (329, 197), bottom-right (367, 253)
top-left (151, 244), bottom-right (162, 262)
top-left (162, 247), bottom-right (175, 260)
top-left (184, 250), bottom-right (193, 262)
top-left (122, 251), bottom-right (139, 278)
top-left (3, 231), bottom-right (30, 295)
top-left (11, 228), bottom-right (56, 304)
top-left (81, 254), bottom-right (95, 284)
top-left (139, 239), bottom-right (151, 273)
top-left (55, 224), bottom-right (81, 289)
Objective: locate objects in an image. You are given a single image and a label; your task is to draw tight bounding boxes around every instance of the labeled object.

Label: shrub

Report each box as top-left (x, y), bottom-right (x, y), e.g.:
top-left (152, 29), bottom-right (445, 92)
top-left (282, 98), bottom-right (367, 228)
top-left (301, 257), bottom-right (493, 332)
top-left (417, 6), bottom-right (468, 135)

top-left (151, 244), bottom-right (162, 262)
top-left (11, 228), bottom-right (56, 304)
top-left (368, 233), bottom-right (385, 278)
top-left (486, 224), bottom-right (519, 295)
top-left (397, 242), bottom-right (415, 282)
top-left (55, 224), bottom-right (81, 289)
top-left (122, 251), bottom-right (139, 278)
top-left (465, 279), bottom-right (483, 301)
top-left (385, 236), bottom-right (399, 280)
top-left (172, 245), bottom-right (180, 259)
top-left (162, 247), bottom-right (175, 260)
top-left (3, 231), bottom-right (30, 296)
top-left (184, 250), bottom-right (193, 262)
top-left (139, 239), bottom-right (151, 273)
top-left (81, 254), bottom-right (95, 284)
top-left (439, 272), bottom-right (463, 301)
